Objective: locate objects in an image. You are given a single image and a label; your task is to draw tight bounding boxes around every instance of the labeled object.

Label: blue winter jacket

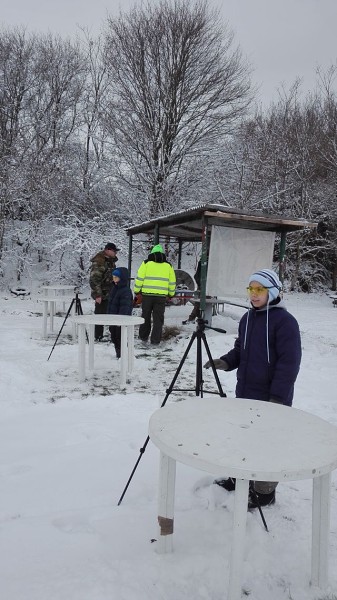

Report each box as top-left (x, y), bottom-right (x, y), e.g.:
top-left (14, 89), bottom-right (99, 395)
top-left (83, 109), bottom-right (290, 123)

top-left (107, 267), bottom-right (133, 316)
top-left (220, 299), bottom-right (301, 406)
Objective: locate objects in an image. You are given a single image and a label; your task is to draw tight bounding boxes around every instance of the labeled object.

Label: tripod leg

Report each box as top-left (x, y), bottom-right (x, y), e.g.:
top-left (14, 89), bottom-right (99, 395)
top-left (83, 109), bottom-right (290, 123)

top-left (161, 331), bottom-right (197, 402)
top-left (201, 332), bottom-right (226, 397)
top-left (117, 332), bottom-right (197, 505)
top-left (47, 299), bottom-right (75, 361)
top-left (69, 298), bottom-right (78, 341)
top-left (248, 484), bottom-right (269, 532)
top-left (117, 436), bottom-right (151, 505)
top-left (195, 331), bottom-right (204, 397)
top-left (76, 297), bottom-right (83, 315)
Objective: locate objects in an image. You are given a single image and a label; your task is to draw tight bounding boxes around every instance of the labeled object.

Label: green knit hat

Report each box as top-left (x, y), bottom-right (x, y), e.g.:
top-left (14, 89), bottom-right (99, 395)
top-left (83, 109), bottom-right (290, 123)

top-left (151, 244), bottom-right (164, 253)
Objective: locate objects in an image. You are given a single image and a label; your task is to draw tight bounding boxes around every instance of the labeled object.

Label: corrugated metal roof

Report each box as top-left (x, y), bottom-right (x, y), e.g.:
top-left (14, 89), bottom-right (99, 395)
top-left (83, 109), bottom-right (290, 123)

top-left (126, 203), bottom-right (317, 240)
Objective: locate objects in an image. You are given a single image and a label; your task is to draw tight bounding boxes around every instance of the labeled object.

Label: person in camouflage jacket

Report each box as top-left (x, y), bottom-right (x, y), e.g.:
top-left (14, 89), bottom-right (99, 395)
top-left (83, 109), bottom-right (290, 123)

top-left (89, 242), bottom-right (119, 340)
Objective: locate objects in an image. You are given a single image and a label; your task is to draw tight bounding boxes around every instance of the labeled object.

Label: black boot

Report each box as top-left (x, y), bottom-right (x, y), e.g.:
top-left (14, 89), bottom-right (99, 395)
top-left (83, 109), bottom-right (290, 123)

top-left (248, 489), bottom-right (275, 510)
top-left (213, 477), bottom-right (236, 491)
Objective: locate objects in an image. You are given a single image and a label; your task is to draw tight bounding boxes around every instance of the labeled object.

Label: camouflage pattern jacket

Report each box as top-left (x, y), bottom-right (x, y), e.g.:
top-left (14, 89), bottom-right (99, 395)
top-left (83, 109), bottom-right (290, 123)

top-left (89, 251), bottom-right (117, 300)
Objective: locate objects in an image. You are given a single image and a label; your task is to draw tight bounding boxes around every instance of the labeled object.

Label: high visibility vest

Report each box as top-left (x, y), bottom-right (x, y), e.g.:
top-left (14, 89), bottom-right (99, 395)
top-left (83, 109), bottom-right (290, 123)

top-left (134, 260), bottom-right (176, 297)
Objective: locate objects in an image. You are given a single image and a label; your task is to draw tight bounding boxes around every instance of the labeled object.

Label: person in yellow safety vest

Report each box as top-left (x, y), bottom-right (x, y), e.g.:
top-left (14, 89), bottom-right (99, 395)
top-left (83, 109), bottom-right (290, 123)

top-left (133, 244), bottom-right (176, 345)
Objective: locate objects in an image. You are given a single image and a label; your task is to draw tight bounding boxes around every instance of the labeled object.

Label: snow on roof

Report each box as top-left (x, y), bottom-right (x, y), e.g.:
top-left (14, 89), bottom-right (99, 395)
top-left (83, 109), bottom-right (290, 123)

top-left (126, 203), bottom-right (317, 240)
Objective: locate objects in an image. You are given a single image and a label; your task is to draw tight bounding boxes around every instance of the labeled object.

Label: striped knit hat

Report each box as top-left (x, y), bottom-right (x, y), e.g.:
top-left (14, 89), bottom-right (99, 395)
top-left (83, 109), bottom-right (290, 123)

top-left (248, 269), bottom-right (282, 302)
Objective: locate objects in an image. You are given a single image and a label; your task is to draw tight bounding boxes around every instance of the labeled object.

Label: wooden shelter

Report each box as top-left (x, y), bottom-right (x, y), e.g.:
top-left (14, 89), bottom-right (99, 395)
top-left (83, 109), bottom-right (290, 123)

top-left (126, 204), bottom-right (317, 311)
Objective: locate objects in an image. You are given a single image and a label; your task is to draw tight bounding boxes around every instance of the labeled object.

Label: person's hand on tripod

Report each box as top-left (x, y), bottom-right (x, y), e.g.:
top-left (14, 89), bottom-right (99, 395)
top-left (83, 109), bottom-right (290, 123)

top-left (204, 358), bottom-right (229, 370)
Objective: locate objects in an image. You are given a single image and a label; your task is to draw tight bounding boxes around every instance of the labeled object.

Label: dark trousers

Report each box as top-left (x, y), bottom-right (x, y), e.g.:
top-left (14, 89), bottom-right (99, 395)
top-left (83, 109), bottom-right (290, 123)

top-left (109, 325), bottom-right (121, 353)
top-left (139, 295), bottom-right (166, 344)
top-left (94, 298), bottom-right (108, 339)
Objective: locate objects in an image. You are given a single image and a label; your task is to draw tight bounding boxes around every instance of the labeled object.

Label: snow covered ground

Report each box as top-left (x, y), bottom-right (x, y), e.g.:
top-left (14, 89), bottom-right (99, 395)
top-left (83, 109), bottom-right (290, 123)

top-left (1, 289), bottom-right (337, 600)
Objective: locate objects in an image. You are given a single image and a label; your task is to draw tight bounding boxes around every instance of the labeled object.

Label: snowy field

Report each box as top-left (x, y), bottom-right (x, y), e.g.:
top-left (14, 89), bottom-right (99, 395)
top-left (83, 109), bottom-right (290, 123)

top-left (1, 289), bottom-right (337, 600)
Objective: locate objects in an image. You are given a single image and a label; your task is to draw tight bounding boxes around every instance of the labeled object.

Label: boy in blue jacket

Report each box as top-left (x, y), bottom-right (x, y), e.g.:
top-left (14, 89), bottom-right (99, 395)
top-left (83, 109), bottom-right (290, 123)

top-left (205, 268), bottom-right (302, 509)
top-left (107, 267), bottom-right (133, 358)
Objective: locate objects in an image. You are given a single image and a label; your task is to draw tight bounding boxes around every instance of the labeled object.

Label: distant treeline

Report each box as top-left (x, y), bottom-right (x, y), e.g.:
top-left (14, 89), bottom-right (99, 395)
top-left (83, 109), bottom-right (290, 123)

top-left (0, 1), bottom-right (336, 289)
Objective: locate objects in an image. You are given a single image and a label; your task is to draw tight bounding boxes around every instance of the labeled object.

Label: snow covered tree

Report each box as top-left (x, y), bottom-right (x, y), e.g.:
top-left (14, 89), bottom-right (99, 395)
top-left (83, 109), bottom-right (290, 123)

top-left (103, 0), bottom-right (252, 217)
top-left (0, 28), bottom-right (37, 258)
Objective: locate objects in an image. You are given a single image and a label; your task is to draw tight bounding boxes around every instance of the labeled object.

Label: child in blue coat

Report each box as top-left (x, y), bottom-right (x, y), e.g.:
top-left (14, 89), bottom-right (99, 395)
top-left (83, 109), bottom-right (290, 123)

top-left (204, 268), bottom-right (302, 509)
top-left (107, 267), bottom-right (133, 358)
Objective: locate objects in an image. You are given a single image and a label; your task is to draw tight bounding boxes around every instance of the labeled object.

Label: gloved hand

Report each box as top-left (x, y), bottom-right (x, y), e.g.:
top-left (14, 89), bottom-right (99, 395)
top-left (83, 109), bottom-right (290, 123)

top-left (204, 358), bottom-right (229, 370)
top-left (133, 293), bottom-right (142, 306)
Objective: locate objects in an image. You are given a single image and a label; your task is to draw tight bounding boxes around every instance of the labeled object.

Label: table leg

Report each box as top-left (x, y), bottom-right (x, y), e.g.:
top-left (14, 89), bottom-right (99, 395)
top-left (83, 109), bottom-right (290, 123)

top-left (157, 453), bottom-right (176, 554)
top-left (311, 472), bottom-right (331, 589)
top-left (120, 326), bottom-right (128, 387)
top-left (228, 478), bottom-right (249, 600)
top-left (127, 325), bottom-right (135, 373)
top-left (42, 300), bottom-right (48, 338)
top-left (78, 324), bottom-right (86, 382)
top-left (88, 325), bottom-right (95, 370)
top-left (50, 300), bottom-right (55, 333)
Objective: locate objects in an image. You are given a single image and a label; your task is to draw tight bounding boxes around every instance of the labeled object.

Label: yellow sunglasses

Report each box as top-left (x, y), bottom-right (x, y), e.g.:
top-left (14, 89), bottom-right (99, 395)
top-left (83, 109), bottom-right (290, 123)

top-left (246, 286), bottom-right (269, 295)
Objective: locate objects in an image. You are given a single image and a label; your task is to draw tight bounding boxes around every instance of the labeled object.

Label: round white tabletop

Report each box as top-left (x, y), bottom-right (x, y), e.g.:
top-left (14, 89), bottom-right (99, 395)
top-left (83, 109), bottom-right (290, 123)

top-left (41, 285), bottom-right (76, 290)
top-left (149, 397), bottom-right (337, 598)
top-left (149, 397), bottom-right (337, 482)
top-left (37, 294), bottom-right (84, 302)
top-left (71, 314), bottom-right (144, 326)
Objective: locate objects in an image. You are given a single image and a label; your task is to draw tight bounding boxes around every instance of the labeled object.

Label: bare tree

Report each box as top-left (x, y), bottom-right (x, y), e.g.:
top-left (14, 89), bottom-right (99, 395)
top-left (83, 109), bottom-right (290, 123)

top-left (314, 65), bottom-right (337, 288)
top-left (0, 28), bottom-right (37, 257)
top-left (103, 0), bottom-right (252, 216)
top-left (23, 34), bottom-right (87, 218)
top-left (80, 32), bottom-right (109, 196)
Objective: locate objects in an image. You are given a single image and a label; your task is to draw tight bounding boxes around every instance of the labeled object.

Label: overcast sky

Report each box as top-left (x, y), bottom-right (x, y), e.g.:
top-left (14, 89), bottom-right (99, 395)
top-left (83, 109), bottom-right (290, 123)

top-left (1, 0), bottom-right (337, 106)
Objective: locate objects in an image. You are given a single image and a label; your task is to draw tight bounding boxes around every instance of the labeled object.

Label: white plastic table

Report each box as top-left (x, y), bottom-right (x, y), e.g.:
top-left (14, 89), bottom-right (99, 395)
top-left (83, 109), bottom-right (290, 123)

top-left (38, 294), bottom-right (83, 338)
top-left (40, 285), bottom-right (78, 314)
top-left (41, 285), bottom-right (77, 296)
top-left (71, 314), bottom-right (144, 387)
top-left (149, 397), bottom-right (337, 600)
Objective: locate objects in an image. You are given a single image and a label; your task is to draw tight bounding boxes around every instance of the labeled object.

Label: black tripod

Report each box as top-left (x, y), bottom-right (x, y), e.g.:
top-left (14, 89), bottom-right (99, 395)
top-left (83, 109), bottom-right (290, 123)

top-left (117, 317), bottom-right (227, 506)
top-left (47, 292), bottom-right (86, 361)
top-left (117, 317), bottom-right (269, 531)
